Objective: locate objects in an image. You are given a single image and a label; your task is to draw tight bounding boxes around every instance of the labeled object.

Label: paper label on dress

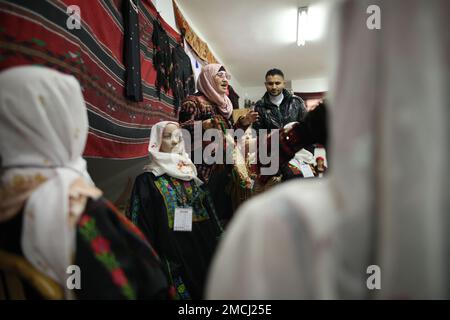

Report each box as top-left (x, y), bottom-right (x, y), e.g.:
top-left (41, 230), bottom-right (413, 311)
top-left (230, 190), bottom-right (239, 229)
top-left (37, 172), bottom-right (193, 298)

top-left (174, 207), bottom-right (193, 232)
top-left (300, 164), bottom-right (315, 178)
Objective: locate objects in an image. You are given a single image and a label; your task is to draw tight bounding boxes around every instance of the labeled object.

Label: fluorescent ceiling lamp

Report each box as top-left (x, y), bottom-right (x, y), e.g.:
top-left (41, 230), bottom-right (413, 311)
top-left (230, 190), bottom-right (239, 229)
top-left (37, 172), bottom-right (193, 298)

top-left (297, 6), bottom-right (308, 46)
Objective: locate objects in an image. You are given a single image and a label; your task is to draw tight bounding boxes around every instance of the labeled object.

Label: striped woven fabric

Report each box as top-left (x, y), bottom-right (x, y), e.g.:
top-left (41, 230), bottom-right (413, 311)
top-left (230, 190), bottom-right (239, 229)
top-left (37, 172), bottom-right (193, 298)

top-left (0, 0), bottom-right (181, 159)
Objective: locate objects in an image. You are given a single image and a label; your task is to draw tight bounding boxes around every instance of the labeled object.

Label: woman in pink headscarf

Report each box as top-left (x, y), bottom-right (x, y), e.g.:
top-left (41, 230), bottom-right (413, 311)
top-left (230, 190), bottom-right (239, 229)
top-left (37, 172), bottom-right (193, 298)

top-left (179, 64), bottom-right (258, 225)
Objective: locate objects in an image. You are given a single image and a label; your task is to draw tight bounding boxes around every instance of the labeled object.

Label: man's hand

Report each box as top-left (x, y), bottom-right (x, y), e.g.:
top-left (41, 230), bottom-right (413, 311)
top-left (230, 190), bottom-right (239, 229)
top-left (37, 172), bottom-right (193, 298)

top-left (240, 111), bottom-right (259, 127)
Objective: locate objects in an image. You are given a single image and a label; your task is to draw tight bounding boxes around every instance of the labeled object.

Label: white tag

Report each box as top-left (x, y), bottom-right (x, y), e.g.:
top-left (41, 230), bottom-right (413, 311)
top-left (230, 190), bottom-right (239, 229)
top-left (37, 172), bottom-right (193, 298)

top-left (174, 207), bottom-right (193, 232)
top-left (300, 164), bottom-right (315, 178)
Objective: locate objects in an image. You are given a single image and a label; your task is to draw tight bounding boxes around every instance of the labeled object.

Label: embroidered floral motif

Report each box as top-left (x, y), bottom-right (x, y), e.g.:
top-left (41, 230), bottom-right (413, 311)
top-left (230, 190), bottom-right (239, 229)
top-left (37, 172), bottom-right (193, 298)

top-left (91, 236), bottom-right (111, 254)
top-left (111, 268), bottom-right (128, 287)
top-left (287, 162), bottom-right (302, 176)
top-left (78, 213), bottom-right (136, 300)
top-left (168, 286), bottom-right (177, 299)
top-left (174, 276), bottom-right (191, 300)
top-left (0, 173), bottom-right (48, 202)
top-left (173, 178), bottom-right (210, 222)
top-left (163, 260), bottom-right (190, 300)
top-left (154, 175), bottom-right (210, 229)
top-left (154, 177), bottom-right (178, 229)
top-left (78, 215), bottom-right (91, 228)
top-left (130, 197), bottom-right (140, 225)
top-left (168, 275), bottom-right (190, 300)
top-left (177, 160), bottom-right (192, 173)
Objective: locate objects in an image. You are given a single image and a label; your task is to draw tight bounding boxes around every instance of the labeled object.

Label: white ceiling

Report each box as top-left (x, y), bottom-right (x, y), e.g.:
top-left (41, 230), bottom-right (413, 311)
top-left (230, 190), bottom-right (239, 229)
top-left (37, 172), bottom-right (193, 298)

top-left (176, 0), bottom-right (335, 87)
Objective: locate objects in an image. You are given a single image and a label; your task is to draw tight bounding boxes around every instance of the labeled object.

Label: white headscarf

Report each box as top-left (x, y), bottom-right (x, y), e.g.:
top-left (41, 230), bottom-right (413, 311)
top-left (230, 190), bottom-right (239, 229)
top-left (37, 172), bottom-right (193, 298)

top-left (207, 0), bottom-right (449, 299)
top-left (143, 121), bottom-right (203, 185)
top-left (0, 66), bottom-right (100, 292)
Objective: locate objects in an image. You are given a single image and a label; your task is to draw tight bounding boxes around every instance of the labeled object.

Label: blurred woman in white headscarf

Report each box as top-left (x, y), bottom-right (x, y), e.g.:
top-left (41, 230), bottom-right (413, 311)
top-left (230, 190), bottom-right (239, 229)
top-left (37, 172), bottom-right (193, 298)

top-left (0, 66), bottom-right (170, 299)
top-left (206, 0), bottom-right (449, 299)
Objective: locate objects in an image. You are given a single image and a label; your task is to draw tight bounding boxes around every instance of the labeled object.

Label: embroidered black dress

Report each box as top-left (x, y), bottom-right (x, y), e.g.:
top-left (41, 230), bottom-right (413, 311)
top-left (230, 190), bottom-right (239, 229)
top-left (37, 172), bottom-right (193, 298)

top-left (75, 198), bottom-right (170, 299)
top-left (0, 198), bottom-right (170, 300)
top-left (152, 19), bottom-right (171, 99)
top-left (170, 44), bottom-right (195, 112)
top-left (128, 172), bottom-right (223, 300)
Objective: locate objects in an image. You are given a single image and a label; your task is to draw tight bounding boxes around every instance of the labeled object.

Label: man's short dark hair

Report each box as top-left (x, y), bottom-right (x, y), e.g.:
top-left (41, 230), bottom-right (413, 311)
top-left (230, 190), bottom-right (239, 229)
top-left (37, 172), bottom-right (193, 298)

top-left (265, 68), bottom-right (284, 79)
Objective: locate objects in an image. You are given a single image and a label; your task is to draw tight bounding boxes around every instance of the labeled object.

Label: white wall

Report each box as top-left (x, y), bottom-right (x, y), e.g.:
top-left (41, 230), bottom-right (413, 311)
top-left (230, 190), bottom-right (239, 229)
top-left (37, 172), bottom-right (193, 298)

top-left (151, 0), bottom-right (178, 32)
top-left (242, 86), bottom-right (265, 103)
top-left (291, 77), bottom-right (329, 93)
top-left (241, 77), bottom-right (328, 105)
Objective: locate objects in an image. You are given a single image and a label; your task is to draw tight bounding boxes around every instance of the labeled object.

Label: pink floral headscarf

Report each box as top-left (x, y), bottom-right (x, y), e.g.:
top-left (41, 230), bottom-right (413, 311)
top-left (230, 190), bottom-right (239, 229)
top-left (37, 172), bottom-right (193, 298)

top-left (197, 64), bottom-right (233, 119)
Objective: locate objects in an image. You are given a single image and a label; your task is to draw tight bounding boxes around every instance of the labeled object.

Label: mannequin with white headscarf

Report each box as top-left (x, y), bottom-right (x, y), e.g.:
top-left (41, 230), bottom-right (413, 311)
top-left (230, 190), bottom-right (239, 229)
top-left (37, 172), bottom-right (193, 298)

top-left (128, 121), bottom-right (223, 300)
top-left (206, 0), bottom-right (449, 299)
top-left (0, 66), bottom-right (169, 299)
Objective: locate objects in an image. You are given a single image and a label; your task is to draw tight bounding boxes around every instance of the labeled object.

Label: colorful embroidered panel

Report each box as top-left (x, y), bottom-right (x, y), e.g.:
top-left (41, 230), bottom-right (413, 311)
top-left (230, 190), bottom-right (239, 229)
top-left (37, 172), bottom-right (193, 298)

top-left (0, 0), bottom-right (180, 158)
top-left (78, 213), bottom-right (136, 299)
top-left (153, 175), bottom-right (210, 229)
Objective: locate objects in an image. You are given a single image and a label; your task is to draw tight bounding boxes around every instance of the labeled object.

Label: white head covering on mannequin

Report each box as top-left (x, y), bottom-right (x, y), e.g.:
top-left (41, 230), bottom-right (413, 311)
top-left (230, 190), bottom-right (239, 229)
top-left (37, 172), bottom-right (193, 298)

top-left (0, 66), bottom-right (101, 294)
top-left (143, 121), bottom-right (203, 185)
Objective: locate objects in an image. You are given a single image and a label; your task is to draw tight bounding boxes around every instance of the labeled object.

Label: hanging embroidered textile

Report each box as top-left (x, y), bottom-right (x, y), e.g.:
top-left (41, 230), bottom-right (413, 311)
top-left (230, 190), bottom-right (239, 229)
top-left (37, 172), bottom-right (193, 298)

top-left (123, 0), bottom-right (143, 102)
top-left (172, 0), bottom-right (218, 64)
top-left (0, 0), bottom-right (181, 159)
top-left (152, 17), bottom-right (172, 100)
top-left (170, 44), bottom-right (195, 112)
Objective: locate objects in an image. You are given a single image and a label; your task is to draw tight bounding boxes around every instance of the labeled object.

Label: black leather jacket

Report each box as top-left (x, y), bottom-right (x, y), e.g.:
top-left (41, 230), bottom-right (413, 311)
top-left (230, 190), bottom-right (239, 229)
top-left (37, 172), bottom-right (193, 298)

top-left (253, 89), bottom-right (307, 132)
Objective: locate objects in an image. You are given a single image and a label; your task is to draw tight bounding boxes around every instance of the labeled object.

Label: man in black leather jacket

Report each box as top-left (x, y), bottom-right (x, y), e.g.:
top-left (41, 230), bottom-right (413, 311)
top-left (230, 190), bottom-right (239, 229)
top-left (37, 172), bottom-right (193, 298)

top-left (252, 68), bottom-right (307, 132)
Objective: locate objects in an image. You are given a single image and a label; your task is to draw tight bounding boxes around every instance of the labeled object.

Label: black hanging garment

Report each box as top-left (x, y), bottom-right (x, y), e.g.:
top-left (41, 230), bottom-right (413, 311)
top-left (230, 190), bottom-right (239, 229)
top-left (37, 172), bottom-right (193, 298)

top-left (123, 0), bottom-right (143, 101)
top-left (152, 18), bottom-right (171, 99)
top-left (170, 44), bottom-right (195, 112)
top-left (227, 84), bottom-right (240, 109)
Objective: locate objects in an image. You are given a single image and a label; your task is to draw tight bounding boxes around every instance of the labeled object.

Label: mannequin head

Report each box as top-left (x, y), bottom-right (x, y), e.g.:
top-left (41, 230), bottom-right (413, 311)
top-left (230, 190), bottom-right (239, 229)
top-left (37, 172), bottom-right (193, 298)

top-left (159, 123), bottom-right (182, 154)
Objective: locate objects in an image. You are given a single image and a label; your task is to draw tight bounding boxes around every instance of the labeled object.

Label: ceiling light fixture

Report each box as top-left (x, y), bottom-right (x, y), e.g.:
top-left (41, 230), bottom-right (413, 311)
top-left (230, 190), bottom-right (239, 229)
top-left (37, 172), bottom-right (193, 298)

top-left (297, 6), bottom-right (308, 46)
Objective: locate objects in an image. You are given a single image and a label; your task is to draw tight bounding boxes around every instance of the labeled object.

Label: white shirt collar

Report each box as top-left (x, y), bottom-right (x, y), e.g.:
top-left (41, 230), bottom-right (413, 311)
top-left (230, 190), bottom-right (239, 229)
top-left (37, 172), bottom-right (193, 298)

top-left (269, 92), bottom-right (284, 106)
